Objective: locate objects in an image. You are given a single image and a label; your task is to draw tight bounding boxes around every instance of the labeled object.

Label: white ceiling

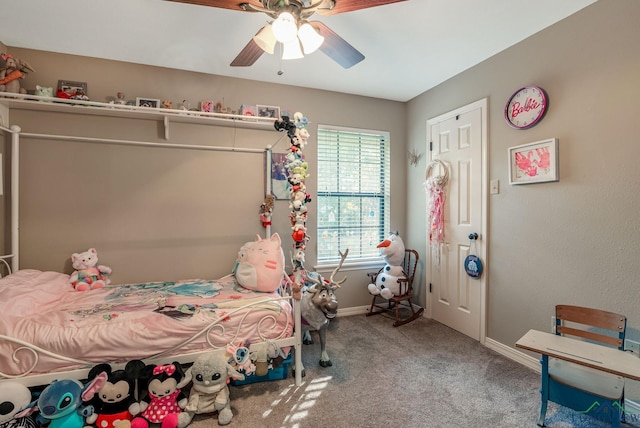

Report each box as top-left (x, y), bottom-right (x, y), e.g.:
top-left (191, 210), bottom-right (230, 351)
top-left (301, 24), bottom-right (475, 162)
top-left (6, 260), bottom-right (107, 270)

top-left (0, 0), bottom-right (596, 102)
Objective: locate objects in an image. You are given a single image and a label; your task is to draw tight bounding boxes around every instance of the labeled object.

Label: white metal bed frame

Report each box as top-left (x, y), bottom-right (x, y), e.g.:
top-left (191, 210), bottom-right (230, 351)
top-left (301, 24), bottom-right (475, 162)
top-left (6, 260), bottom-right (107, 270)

top-left (0, 95), bottom-right (303, 387)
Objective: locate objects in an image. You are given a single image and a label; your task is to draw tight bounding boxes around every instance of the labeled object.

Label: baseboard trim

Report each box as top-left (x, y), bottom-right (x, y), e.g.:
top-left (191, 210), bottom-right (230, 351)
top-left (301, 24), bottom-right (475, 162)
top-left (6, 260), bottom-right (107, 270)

top-left (337, 306), bottom-right (369, 317)
top-left (484, 337), bottom-right (540, 373)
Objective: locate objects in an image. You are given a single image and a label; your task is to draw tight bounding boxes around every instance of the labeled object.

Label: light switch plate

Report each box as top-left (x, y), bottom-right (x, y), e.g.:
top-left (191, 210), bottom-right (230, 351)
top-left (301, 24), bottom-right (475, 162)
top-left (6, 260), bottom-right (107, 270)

top-left (490, 179), bottom-right (499, 194)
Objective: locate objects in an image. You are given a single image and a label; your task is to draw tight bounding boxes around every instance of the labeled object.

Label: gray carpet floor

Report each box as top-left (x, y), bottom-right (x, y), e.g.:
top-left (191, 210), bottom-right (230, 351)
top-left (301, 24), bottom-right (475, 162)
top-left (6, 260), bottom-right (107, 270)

top-left (186, 314), bottom-right (640, 427)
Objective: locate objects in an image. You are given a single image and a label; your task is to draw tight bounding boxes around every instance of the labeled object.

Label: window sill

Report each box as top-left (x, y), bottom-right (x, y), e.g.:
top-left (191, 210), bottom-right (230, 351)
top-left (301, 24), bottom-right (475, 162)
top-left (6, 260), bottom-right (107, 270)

top-left (313, 258), bottom-right (384, 273)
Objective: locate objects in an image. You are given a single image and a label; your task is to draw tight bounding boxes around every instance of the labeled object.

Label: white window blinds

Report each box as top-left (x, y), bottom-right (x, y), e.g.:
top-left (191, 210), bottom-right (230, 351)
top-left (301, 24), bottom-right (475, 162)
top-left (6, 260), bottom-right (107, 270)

top-left (317, 125), bottom-right (390, 264)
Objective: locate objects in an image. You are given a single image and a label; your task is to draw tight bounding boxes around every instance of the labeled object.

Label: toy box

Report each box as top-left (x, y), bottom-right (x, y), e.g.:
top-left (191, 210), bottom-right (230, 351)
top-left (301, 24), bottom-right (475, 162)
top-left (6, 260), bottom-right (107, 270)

top-left (231, 354), bottom-right (292, 386)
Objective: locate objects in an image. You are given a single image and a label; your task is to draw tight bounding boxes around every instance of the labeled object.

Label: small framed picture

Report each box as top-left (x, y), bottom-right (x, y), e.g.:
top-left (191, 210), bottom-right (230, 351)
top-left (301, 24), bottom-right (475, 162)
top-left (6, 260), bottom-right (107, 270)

top-left (508, 138), bottom-right (559, 185)
top-left (256, 104), bottom-right (280, 119)
top-left (136, 97), bottom-right (161, 108)
top-left (57, 80), bottom-right (88, 98)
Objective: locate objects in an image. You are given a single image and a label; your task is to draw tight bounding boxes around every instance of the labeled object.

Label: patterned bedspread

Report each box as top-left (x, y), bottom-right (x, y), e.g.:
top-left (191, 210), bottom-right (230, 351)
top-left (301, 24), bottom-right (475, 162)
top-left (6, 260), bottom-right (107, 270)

top-left (0, 269), bottom-right (293, 378)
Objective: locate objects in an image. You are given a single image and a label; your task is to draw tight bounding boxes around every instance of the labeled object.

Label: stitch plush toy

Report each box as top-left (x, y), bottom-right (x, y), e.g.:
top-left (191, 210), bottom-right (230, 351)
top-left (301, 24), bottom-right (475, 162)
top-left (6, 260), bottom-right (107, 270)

top-left (368, 232), bottom-right (406, 299)
top-left (131, 362), bottom-right (187, 428)
top-left (233, 233), bottom-right (285, 293)
top-left (85, 360), bottom-right (145, 428)
top-left (70, 248), bottom-right (112, 291)
top-left (176, 351), bottom-right (245, 426)
top-left (17, 374), bottom-right (108, 428)
top-left (226, 340), bottom-right (255, 376)
top-left (0, 381), bottom-right (37, 428)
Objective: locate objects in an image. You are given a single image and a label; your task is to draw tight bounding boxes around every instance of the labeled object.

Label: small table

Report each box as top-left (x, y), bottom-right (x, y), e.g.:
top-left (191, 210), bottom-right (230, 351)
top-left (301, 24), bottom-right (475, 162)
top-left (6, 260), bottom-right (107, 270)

top-left (516, 329), bottom-right (640, 381)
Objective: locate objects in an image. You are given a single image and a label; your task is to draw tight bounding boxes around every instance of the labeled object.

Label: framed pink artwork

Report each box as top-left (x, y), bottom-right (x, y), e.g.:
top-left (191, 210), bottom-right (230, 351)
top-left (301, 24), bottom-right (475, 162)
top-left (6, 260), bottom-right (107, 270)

top-left (508, 138), bottom-right (558, 185)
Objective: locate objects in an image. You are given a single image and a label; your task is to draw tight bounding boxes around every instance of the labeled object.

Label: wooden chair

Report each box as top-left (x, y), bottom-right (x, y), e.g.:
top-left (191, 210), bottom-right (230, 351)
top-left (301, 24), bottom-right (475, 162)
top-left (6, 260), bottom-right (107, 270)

top-left (538, 305), bottom-right (627, 427)
top-left (366, 248), bottom-right (424, 327)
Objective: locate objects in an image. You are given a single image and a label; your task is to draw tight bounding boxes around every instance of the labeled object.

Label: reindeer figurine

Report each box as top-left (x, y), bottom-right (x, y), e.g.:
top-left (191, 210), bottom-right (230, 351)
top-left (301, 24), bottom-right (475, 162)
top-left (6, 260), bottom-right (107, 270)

top-left (298, 249), bottom-right (348, 370)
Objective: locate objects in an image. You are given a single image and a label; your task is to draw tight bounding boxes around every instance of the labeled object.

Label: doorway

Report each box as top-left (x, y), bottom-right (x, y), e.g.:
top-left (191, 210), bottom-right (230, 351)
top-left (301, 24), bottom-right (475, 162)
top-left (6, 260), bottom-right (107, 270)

top-left (426, 98), bottom-right (488, 342)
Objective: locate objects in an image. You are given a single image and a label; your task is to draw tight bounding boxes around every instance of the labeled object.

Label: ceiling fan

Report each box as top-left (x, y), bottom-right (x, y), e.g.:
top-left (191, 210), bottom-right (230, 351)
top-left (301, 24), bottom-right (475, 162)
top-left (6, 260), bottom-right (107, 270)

top-left (166, 0), bottom-right (407, 68)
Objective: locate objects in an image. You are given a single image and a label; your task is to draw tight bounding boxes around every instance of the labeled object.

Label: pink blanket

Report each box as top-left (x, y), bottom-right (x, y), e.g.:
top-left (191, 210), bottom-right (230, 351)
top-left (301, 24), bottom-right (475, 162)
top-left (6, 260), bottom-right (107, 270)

top-left (0, 269), bottom-right (293, 377)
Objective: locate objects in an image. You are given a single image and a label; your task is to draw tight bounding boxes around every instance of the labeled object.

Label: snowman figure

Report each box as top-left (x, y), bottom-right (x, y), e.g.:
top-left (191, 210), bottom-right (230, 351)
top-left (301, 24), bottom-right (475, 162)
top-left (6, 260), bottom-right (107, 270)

top-left (368, 232), bottom-right (406, 300)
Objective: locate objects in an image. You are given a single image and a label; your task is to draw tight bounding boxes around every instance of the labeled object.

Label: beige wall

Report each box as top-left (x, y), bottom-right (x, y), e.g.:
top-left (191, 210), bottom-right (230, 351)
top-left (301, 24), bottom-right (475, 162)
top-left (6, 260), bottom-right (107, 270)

top-left (406, 0), bottom-right (640, 348)
top-left (0, 48), bottom-right (406, 308)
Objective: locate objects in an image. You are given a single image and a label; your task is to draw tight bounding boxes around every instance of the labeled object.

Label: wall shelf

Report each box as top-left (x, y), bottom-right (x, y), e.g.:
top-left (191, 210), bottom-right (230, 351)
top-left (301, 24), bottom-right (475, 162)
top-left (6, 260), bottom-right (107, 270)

top-left (0, 92), bottom-right (275, 140)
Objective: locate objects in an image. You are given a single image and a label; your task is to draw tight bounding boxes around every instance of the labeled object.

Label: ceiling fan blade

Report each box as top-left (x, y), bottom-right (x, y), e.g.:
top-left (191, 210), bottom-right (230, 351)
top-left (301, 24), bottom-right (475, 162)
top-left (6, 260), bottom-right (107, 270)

top-left (164, 0), bottom-right (262, 12)
top-left (316, 0), bottom-right (407, 16)
top-left (230, 37), bottom-right (265, 66)
top-left (310, 21), bottom-right (364, 69)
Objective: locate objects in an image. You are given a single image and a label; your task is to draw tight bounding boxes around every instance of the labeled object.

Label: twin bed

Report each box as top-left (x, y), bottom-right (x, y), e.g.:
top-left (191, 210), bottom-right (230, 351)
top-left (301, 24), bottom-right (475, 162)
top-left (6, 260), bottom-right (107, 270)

top-left (0, 96), bottom-right (306, 388)
top-left (0, 268), bottom-right (299, 387)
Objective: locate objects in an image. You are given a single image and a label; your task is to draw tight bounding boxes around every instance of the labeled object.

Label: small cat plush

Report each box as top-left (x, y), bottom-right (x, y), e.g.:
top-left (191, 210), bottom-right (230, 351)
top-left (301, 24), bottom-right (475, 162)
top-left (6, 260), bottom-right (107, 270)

top-left (35, 84), bottom-right (53, 101)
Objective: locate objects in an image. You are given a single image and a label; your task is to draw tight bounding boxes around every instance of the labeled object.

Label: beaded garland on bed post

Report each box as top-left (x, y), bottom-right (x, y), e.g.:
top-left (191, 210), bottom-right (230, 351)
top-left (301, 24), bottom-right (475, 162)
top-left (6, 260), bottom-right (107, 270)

top-left (273, 112), bottom-right (311, 300)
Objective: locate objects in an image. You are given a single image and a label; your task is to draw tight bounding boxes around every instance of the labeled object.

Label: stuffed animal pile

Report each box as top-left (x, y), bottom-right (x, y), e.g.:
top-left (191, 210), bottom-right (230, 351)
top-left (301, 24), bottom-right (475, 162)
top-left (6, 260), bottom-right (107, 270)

top-left (273, 112), bottom-right (312, 299)
top-left (368, 232), bottom-right (406, 299)
top-left (70, 248), bottom-right (112, 291)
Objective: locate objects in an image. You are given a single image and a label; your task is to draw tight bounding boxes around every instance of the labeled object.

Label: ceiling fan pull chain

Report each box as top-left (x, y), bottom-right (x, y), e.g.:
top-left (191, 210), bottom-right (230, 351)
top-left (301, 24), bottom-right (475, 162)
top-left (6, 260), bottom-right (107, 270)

top-left (277, 43), bottom-right (285, 75)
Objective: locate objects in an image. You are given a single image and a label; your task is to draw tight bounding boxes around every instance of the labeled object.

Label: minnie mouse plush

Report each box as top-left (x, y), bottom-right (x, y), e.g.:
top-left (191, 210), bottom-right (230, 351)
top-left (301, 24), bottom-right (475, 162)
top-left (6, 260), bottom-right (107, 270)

top-left (131, 362), bottom-right (188, 428)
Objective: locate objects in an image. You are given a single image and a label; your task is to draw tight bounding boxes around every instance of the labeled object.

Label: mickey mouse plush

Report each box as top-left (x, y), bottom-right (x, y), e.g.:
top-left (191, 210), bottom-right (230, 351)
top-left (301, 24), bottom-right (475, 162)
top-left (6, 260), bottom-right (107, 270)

top-left (131, 362), bottom-right (188, 428)
top-left (85, 360), bottom-right (145, 428)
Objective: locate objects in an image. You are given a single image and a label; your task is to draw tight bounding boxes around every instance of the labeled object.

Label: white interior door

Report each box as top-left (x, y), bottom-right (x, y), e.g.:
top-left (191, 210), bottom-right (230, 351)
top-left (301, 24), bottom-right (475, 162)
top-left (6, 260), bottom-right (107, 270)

top-left (426, 99), bottom-right (487, 342)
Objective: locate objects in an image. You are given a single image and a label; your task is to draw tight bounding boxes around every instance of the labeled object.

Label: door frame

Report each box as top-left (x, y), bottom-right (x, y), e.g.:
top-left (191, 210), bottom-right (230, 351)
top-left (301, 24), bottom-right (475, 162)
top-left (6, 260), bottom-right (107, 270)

top-left (425, 98), bottom-right (488, 344)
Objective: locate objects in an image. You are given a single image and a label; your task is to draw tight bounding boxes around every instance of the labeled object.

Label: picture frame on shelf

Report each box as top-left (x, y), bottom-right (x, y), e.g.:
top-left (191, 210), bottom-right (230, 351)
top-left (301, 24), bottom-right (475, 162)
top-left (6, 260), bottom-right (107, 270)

top-left (136, 97), bottom-right (161, 108)
top-left (57, 80), bottom-right (88, 98)
top-left (256, 104), bottom-right (280, 119)
top-left (508, 138), bottom-right (559, 185)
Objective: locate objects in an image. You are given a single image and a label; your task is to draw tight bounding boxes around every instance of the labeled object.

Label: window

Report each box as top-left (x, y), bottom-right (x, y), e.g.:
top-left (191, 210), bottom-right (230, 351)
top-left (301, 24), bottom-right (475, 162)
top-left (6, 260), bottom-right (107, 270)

top-left (317, 125), bottom-right (390, 265)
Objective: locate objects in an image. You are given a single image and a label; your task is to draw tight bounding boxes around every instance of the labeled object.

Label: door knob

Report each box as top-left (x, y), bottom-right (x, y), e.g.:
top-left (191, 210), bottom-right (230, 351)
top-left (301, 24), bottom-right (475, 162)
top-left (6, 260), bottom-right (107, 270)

top-left (468, 233), bottom-right (479, 240)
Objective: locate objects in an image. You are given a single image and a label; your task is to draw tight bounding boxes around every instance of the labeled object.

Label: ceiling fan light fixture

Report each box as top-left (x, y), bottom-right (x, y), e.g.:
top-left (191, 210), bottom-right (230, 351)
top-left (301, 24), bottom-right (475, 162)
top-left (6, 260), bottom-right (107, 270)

top-left (271, 12), bottom-right (298, 43)
top-left (298, 22), bottom-right (324, 54)
top-left (253, 24), bottom-right (277, 54)
top-left (282, 39), bottom-right (304, 60)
